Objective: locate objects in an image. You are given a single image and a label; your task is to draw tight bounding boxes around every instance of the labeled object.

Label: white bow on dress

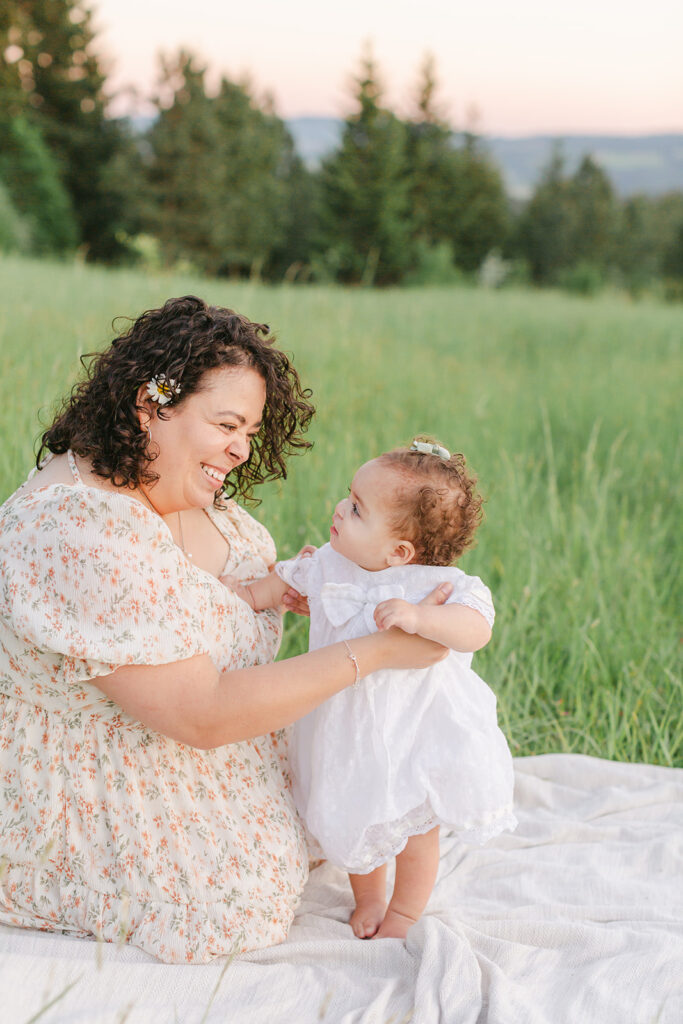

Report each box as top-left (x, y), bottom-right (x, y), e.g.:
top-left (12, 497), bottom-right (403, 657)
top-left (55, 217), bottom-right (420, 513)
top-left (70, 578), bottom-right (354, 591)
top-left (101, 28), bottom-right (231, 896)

top-left (320, 582), bottom-right (406, 632)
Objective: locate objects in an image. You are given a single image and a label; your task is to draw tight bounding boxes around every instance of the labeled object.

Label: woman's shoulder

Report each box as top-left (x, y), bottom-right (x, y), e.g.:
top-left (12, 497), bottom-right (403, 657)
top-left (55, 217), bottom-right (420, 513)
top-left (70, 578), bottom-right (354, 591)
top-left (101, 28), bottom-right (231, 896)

top-left (1, 453), bottom-right (71, 509)
top-left (1, 475), bottom-right (166, 543)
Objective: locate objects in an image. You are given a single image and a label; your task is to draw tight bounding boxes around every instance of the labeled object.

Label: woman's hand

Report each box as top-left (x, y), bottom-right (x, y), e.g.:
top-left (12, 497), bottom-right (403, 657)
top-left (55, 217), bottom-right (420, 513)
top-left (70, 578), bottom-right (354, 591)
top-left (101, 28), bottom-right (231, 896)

top-left (282, 589), bottom-right (310, 615)
top-left (281, 544), bottom-right (316, 617)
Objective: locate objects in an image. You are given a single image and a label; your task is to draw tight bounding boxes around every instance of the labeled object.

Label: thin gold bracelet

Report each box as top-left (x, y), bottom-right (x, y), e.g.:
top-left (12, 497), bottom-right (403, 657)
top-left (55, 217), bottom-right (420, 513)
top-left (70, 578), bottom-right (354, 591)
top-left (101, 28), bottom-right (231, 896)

top-left (342, 640), bottom-right (361, 688)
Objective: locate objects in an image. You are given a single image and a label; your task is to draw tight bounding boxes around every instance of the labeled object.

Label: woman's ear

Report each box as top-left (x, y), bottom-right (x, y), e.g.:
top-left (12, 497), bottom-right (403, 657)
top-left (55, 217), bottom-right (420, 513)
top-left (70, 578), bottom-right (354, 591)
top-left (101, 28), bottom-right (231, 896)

top-left (135, 384), bottom-right (156, 431)
top-left (386, 540), bottom-right (416, 567)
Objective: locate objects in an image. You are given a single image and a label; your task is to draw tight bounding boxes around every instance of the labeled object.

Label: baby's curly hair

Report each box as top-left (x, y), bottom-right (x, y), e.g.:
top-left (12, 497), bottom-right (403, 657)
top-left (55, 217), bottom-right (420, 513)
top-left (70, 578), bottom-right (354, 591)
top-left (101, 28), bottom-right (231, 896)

top-left (376, 438), bottom-right (484, 565)
top-left (38, 295), bottom-right (315, 504)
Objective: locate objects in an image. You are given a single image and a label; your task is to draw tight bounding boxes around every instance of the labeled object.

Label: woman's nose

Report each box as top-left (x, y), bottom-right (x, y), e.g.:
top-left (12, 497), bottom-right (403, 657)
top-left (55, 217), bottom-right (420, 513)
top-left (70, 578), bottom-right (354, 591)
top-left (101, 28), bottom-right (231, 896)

top-left (228, 433), bottom-right (250, 462)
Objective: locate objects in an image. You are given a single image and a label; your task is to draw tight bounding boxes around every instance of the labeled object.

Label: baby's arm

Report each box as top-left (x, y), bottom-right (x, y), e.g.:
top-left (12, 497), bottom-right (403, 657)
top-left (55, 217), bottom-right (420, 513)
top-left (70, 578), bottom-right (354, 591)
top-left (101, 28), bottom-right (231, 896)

top-left (223, 570), bottom-right (289, 612)
top-left (223, 545), bottom-right (316, 612)
top-left (374, 590), bottom-right (491, 652)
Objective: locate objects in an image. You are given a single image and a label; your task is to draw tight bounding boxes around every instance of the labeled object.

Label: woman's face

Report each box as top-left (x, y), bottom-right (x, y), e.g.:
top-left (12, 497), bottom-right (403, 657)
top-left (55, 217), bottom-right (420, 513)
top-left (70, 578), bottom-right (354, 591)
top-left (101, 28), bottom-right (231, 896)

top-left (144, 365), bottom-right (266, 513)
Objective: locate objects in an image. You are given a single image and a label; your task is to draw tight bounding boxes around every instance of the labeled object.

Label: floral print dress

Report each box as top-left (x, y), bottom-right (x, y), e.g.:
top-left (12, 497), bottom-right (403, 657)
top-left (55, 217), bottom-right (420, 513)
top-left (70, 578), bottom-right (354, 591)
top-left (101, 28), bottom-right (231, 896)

top-left (0, 453), bottom-right (308, 963)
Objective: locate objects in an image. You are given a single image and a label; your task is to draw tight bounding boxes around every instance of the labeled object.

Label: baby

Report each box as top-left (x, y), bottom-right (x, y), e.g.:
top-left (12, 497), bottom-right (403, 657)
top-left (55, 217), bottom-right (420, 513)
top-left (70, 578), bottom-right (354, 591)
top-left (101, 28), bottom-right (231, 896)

top-left (230, 440), bottom-right (516, 939)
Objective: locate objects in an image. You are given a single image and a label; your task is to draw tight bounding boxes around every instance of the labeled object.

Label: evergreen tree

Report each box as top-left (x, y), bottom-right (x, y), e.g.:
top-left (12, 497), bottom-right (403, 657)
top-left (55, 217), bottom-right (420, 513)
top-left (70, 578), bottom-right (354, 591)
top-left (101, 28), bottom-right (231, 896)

top-left (406, 56), bottom-right (509, 274)
top-left (662, 221), bottom-right (683, 282)
top-left (319, 51), bottom-right (412, 284)
top-left (515, 149), bottom-right (574, 283)
top-left (270, 157), bottom-right (322, 280)
top-left (0, 180), bottom-right (30, 253)
top-left (648, 192), bottom-right (683, 276)
top-left (145, 51), bottom-right (304, 278)
top-left (567, 156), bottom-right (617, 269)
top-left (0, 0), bottom-right (134, 260)
top-left (446, 138), bottom-right (510, 272)
top-left (406, 54), bottom-right (454, 244)
top-left (613, 197), bottom-right (659, 293)
top-left (0, 115), bottom-right (77, 253)
top-left (212, 79), bottom-right (298, 277)
top-left (146, 52), bottom-right (225, 273)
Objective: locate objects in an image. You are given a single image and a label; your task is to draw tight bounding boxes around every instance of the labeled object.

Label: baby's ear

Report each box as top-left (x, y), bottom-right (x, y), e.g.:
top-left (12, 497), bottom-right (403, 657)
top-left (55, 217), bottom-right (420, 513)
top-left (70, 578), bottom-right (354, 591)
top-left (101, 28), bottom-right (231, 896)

top-left (386, 540), bottom-right (416, 567)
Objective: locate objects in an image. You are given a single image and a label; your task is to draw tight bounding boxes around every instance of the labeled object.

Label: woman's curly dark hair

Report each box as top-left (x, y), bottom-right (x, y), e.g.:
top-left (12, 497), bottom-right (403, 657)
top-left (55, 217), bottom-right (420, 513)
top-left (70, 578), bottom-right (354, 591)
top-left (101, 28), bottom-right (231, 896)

top-left (38, 295), bottom-right (315, 504)
top-left (376, 438), bottom-right (484, 565)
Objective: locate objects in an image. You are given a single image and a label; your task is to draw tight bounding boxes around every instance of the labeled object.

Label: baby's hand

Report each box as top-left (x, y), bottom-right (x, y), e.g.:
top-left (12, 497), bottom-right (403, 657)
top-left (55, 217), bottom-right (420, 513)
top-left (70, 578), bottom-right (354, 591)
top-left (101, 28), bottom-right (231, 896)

top-left (374, 598), bottom-right (420, 634)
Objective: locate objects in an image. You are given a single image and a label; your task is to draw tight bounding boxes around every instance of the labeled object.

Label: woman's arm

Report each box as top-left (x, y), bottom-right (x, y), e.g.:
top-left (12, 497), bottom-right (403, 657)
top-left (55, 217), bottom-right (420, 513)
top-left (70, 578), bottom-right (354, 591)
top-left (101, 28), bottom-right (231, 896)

top-left (95, 586), bottom-right (452, 749)
top-left (373, 594), bottom-right (492, 652)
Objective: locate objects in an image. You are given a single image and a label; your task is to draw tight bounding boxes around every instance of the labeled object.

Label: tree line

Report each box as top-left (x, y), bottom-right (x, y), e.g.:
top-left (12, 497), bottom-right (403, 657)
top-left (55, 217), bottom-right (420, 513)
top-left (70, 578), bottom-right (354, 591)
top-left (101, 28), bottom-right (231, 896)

top-left (1, 1), bottom-right (682, 295)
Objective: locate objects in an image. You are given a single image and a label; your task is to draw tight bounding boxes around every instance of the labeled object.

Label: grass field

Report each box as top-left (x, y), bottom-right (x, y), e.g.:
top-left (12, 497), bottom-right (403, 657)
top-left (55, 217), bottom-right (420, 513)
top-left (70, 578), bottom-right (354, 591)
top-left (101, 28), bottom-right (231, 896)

top-left (1, 254), bottom-right (680, 766)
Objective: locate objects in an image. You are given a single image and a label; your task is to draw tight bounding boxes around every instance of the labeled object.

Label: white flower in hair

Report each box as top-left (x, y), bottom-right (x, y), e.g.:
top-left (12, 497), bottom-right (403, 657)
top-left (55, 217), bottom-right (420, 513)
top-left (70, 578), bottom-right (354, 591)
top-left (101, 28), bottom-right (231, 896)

top-left (146, 374), bottom-right (181, 405)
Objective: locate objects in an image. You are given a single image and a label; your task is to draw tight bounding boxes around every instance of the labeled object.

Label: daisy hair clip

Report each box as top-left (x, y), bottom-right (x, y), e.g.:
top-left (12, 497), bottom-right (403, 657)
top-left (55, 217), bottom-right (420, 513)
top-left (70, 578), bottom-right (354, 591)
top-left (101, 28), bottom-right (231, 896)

top-left (146, 374), bottom-right (182, 406)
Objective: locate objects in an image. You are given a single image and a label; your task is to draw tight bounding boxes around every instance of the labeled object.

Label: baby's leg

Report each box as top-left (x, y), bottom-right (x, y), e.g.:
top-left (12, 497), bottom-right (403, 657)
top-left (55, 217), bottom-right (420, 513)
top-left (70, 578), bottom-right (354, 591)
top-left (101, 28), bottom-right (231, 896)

top-left (349, 864), bottom-right (387, 938)
top-left (375, 826), bottom-right (440, 939)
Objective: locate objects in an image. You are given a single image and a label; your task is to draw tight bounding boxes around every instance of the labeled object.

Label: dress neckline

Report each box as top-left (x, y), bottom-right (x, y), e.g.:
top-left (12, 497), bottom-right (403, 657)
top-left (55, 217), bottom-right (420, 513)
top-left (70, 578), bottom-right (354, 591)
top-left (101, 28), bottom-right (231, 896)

top-left (10, 453), bottom-right (237, 582)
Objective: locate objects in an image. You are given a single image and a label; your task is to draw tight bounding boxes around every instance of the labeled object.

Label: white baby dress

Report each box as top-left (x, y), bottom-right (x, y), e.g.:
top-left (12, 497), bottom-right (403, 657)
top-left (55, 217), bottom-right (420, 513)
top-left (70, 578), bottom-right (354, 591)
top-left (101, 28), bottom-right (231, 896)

top-left (276, 544), bottom-right (517, 874)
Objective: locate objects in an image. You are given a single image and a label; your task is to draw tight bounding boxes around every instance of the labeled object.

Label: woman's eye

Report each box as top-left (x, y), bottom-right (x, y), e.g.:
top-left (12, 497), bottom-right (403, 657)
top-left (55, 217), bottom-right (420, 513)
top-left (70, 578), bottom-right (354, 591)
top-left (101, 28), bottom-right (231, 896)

top-left (220, 423), bottom-right (236, 432)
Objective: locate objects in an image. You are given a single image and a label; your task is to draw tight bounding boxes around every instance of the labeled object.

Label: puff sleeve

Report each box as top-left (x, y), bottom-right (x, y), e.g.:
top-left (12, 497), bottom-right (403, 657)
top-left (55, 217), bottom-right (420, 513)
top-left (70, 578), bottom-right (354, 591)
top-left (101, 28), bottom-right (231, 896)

top-left (446, 571), bottom-right (495, 629)
top-left (274, 550), bottom-right (316, 596)
top-left (0, 487), bottom-right (263, 692)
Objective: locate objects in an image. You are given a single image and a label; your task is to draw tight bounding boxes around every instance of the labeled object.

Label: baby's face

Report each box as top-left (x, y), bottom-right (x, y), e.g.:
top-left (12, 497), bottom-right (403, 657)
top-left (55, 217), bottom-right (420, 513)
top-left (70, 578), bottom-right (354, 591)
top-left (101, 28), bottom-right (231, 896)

top-left (330, 460), bottom-right (407, 571)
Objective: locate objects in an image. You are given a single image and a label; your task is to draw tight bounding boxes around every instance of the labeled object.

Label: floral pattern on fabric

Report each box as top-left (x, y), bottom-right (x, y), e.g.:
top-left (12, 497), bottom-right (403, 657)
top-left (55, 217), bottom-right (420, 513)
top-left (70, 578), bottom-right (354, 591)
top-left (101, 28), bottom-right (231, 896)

top-left (0, 480), bottom-right (308, 963)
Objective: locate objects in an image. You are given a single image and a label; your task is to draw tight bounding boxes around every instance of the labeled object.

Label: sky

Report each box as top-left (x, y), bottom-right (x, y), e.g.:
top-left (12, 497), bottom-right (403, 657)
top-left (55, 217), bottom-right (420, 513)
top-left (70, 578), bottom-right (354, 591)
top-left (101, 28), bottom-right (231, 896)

top-left (94, 0), bottom-right (683, 135)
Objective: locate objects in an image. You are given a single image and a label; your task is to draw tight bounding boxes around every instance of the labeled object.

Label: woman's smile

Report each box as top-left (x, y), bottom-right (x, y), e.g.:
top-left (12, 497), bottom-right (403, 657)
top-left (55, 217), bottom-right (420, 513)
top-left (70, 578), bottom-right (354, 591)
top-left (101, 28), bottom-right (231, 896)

top-left (200, 462), bottom-right (229, 486)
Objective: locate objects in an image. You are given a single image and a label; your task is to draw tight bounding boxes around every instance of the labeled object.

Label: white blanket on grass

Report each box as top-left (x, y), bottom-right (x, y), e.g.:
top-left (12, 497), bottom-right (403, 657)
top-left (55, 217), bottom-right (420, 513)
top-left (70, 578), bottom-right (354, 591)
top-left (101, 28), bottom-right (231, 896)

top-left (1, 754), bottom-right (681, 1023)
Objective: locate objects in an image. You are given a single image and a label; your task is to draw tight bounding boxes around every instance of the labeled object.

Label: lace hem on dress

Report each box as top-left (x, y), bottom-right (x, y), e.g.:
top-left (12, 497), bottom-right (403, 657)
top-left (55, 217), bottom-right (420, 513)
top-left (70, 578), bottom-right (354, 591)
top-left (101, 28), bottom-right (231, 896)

top-left (328, 801), bottom-right (518, 875)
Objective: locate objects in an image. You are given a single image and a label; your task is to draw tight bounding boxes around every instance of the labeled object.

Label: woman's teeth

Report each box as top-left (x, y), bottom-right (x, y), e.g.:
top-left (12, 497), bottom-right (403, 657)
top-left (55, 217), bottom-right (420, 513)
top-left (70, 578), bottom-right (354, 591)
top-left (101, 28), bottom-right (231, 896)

top-left (201, 463), bottom-right (225, 484)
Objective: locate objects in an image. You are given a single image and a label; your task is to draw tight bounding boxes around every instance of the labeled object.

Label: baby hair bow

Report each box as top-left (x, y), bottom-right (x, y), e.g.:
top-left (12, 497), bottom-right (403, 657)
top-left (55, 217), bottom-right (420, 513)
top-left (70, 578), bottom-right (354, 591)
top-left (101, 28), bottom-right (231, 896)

top-left (410, 440), bottom-right (450, 460)
top-left (320, 582), bottom-right (406, 631)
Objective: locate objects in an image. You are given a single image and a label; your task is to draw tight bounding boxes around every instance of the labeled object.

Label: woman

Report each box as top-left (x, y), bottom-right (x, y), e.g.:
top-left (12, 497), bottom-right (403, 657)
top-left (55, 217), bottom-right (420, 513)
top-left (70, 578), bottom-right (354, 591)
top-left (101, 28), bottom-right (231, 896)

top-left (0, 295), bottom-right (448, 963)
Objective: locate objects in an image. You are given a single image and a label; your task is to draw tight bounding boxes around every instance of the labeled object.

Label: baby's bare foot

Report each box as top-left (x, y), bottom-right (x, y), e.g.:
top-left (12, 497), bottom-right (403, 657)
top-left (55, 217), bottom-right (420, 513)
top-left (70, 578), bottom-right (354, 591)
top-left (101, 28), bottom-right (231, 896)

top-left (350, 898), bottom-right (386, 938)
top-left (373, 907), bottom-right (418, 940)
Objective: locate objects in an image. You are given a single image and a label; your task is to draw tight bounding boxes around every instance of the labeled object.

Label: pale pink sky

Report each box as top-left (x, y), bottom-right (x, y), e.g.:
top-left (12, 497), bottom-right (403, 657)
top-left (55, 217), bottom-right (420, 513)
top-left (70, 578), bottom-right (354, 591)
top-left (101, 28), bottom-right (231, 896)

top-left (95, 0), bottom-right (683, 134)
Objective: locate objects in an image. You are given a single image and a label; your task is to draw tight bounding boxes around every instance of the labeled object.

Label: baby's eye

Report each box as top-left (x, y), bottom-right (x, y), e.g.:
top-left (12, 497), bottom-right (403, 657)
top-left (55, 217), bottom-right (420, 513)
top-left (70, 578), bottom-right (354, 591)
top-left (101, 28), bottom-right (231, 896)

top-left (351, 502), bottom-right (360, 516)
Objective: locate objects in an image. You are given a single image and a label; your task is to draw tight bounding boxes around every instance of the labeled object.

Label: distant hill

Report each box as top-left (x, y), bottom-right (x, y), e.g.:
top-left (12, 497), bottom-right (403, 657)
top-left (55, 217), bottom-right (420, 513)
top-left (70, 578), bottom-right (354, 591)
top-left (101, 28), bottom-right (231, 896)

top-left (485, 134), bottom-right (683, 198)
top-left (286, 117), bottom-right (683, 198)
